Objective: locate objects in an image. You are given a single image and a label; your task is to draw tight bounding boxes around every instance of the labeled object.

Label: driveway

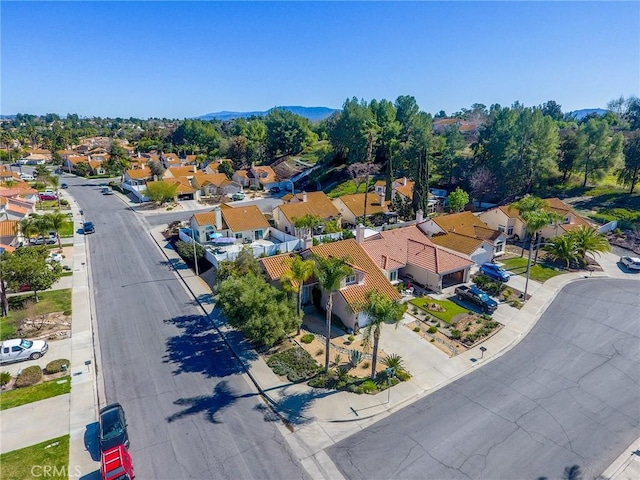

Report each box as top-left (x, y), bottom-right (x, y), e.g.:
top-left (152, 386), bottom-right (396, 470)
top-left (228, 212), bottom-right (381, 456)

top-left (0, 338), bottom-right (71, 376)
top-left (328, 278), bottom-right (640, 480)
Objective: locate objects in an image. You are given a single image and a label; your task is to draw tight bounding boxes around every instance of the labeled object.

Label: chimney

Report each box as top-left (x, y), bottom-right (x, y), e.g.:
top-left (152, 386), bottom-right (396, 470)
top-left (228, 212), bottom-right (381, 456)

top-left (303, 234), bottom-right (313, 250)
top-left (213, 206), bottom-right (223, 230)
top-left (402, 177), bottom-right (407, 186)
top-left (378, 192), bottom-right (384, 207)
top-left (193, 164), bottom-right (197, 173)
top-left (356, 223), bottom-right (365, 244)
top-left (416, 209), bottom-right (424, 224)
top-left (302, 191), bottom-right (307, 203)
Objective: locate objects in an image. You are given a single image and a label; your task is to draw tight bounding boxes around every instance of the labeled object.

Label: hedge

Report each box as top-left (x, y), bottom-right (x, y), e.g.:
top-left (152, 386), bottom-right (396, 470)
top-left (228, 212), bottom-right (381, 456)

top-left (15, 366), bottom-right (43, 388)
top-left (45, 359), bottom-right (70, 374)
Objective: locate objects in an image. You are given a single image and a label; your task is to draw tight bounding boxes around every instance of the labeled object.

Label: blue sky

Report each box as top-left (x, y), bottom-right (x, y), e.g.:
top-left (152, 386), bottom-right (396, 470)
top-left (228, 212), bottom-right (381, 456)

top-left (2, 1), bottom-right (638, 119)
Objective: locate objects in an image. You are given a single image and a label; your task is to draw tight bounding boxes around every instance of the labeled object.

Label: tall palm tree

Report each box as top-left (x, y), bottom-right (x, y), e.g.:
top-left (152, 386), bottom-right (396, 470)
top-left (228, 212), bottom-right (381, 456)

top-left (361, 290), bottom-right (406, 379)
top-left (18, 217), bottom-right (37, 244)
top-left (280, 254), bottom-right (316, 335)
top-left (519, 210), bottom-right (553, 301)
top-left (46, 211), bottom-right (69, 250)
top-left (512, 195), bottom-right (548, 257)
top-left (33, 215), bottom-right (53, 240)
top-left (544, 235), bottom-right (580, 268)
top-left (568, 225), bottom-right (611, 266)
top-left (312, 254), bottom-right (353, 373)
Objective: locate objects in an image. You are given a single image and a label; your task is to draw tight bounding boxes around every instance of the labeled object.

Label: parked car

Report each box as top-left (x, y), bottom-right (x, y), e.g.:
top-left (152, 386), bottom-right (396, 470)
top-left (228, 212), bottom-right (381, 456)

top-left (48, 252), bottom-right (63, 263)
top-left (101, 444), bottom-right (135, 480)
top-left (19, 173), bottom-right (34, 181)
top-left (60, 183), bottom-right (68, 189)
top-left (269, 186), bottom-right (281, 194)
top-left (99, 403), bottom-right (130, 452)
top-left (620, 256), bottom-right (640, 270)
top-left (0, 338), bottom-right (49, 364)
top-left (30, 233), bottom-right (57, 245)
top-left (83, 221), bottom-right (96, 234)
top-left (479, 263), bottom-right (511, 282)
top-left (455, 285), bottom-right (498, 314)
top-left (39, 193), bottom-right (58, 201)
top-left (101, 187), bottom-right (114, 195)
top-left (232, 192), bottom-right (245, 201)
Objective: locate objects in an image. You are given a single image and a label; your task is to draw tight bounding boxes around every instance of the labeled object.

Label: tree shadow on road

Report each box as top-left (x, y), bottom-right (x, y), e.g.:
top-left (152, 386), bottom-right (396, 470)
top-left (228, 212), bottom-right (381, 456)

top-left (167, 380), bottom-right (237, 424)
top-left (163, 314), bottom-right (257, 379)
top-left (255, 386), bottom-right (339, 426)
top-left (159, 258), bottom-right (189, 271)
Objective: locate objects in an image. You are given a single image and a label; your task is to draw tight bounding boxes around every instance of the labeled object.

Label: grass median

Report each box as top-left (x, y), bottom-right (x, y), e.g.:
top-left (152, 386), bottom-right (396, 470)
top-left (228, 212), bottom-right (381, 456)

top-left (0, 376), bottom-right (71, 411)
top-left (0, 435), bottom-right (70, 480)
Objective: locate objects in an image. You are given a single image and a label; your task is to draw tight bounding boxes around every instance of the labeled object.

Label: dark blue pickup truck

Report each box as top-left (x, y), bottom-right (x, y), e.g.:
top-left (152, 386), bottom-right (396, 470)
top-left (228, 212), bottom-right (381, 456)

top-left (455, 285), bottom-right (498, 314)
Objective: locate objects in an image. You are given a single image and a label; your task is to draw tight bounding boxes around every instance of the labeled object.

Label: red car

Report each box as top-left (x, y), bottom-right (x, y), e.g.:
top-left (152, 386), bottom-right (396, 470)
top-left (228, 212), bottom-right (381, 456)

top-left (39, 193), bottom-right (57, 201)
top-left (100, 444), bottom-right (135, 480)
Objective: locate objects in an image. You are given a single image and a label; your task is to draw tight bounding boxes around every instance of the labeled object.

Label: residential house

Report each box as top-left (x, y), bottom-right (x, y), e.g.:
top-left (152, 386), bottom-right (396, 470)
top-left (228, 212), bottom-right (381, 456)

top-left (192, 172), bottom-right (242, 197)
top-left (88, 159), bottom-right (106, 176)
top-left (0, 183), bottom-right (39, 205)
top-left (0, 220), bottom-right (19, 248)
top-left (161, 152), bottom-right (182, 168)
top-left (359, 224), bottom-right (474, 292)
top-left (273, 191), bottom-right (341, 236)
top-left (163, 166), bottom-right (197, 181)
top-left (0, 167), bottom-right (21, 183)
top-left (0, 197), bottom-right (31, 221)
top-left (190, 203), bottom-right (271, 244)
top-left (477, 198), bottom-right (594, 242)
top-left (374, 177), bottom-right (443, 214)
top-left (20, 153), bottom-right (49, 165)
top-left (233, 164), bottom-right (277, 190)
top-left (332, 192), bottom-right (396, 228)
top-left (146, 178), bottom-right (197, 201)
top-left (419, 211), bottom-right (507, 265)
top-left (122, 167), bottom-right (154, 200)
top-left (62, 155), bottom-right (90, 173)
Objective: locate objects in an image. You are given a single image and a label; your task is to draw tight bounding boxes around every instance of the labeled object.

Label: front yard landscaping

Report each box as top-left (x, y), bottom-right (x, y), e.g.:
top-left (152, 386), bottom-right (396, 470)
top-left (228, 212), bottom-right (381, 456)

top-left (409, 297), bottom-right (468, 323)
top-left (1, 289), bottom-right (72, 340)
top-left (0, 435), bottom-right (69, 479)
top-left (499, 256), bottom-right (566, 283)
top-left (0, 375), bottom-right (71, 411)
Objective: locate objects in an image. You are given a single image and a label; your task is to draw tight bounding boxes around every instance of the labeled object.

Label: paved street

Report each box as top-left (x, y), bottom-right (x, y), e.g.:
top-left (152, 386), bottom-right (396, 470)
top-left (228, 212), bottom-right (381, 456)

top-left (327, 278), bottom-right (640, 480)
top-left (65, 176), bottom-right (308, 479)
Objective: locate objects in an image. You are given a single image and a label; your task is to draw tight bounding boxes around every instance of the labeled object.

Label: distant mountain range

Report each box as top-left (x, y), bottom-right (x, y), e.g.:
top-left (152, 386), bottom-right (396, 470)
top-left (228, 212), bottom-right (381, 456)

top-left (566, 108), bottom-right (608, 120)
top-left (197, 106), bottom-right (338, 122)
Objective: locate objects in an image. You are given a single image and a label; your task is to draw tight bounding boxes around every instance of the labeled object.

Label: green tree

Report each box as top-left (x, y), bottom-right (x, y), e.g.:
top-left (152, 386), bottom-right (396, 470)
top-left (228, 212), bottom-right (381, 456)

top-left (567, 225), bottom-right (610, 266)
top-left (360, 290), bottom-right (406, 379)
top-left (557, 127), bottom-right (585, 183)
top-left (312, 254), bottom-right (354, 373)
top-left (147, 159), bottom-right (165, 179)
top-left (217, 160), bottom-right (234, 179)
top-left (216, 274), bottom-right (298, 347)
top-left (103, 142), bottom-right (130, 175)
top-left (18, 217), bottom-right (38, 242)
top-left (293, 213), bottom-right (322, 238)
top-left (175, 240), bottom-right (205, 265)
top-left (264, 108), bottom-right (315, 158)
top-left (216, 246), bottom-right (263, 284)
top-left (45, 211), bottom-right (70, 249)
top-left (280, 255), bottom-right (316, 334)
top-left (539, 100), bottom-right (564, 121)
top-left (578, 118), bottom-right (624, 187)
top-left (543, 235), bottom-right (580, 268)
top-left (447, 187), bottom-right (470, 213)
top-left (74, 162), bottom-right (89, 177)
top-left (2, 246), bottom-right (62, 302)
top-left (617, 131), bottom-right (640, 194)
top-left (143, 182), bottom-right (177, 204)
top-left (328, 97), bottom-right (375, 164)
top-left (439, 124), bottom-right (466, 186)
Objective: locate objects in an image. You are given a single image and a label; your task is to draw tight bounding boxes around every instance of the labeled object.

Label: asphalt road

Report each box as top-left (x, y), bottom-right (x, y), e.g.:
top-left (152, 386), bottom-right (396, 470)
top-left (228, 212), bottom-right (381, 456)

top-left (328, 278), bottom-right (640, 480)
top-left (66, 176), bottom-right (307, 480)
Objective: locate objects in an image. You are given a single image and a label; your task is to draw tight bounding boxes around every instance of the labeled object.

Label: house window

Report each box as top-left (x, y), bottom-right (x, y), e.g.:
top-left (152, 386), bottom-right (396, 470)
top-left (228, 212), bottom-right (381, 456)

top-left (344, 275), bottom-right (356, 286)
top-left (389, 270), bottom-right (398, 282)
top-left (498, 225), bottom-right (505, 233)
top-left (507, 226), bottom-right (514, 236)
top-left (254, 230), bottom-right (263, 240)
top-left (235, 233), bottom-right (242, 239)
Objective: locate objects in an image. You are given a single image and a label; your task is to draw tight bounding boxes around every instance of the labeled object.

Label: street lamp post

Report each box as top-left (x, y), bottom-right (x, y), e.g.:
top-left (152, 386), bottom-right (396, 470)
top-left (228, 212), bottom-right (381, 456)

top-left (192, 229), bottom-right (199, 276)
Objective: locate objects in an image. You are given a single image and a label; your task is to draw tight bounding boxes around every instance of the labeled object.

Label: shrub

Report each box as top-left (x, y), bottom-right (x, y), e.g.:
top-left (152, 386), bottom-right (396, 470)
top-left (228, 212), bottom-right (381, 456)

top-left (347, 335), bottom-right (355, 342)
top-left (428, 326), bottom-right (438, 334)
top-left (362, 361), bottom-right (370, 369)
top-left (357, 379), bottom-right (377, 394)
top-left (45, 359), bottom-right (70, 374)
top-left (412, 306), bottom-right (418, 314)
top-left (15, 365), bottom-right (43, 388)
top-left (349, 349), bottom-right (363, 368)
top-left (396, 370), bottom-right (411, 382)
top-left (334, 354), bottom-right (342, 366)
top-left (512, 299), bottom-right (522, 309)
top-left (0, 371), bottom-right (11, 388)
top-left (413, 326), bottom-right (421, 332)
top-left (381, 353), bottom-right (405, 372)
top-left (266, 347), bottom-right (321, 382)
top-left (430, 338), bottom-right (435, 342)
top-left (450, 329), bottom-right (461, 339)
top-left (300, 334), bottom-right (314, 344)
top-left (315, 348), bottom-right (324, 356)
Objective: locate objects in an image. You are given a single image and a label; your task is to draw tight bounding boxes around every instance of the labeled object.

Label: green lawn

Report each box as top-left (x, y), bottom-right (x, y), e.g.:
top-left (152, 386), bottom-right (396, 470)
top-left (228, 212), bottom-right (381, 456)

top-left (0, 376), bottom-right (71, 411)
top-left (499, 257), bottom-right (565, 283)
top-left (0, 435), bottom-right (70, 479)
top-left (409, 297), bottom-right (469, 324)
top-left (326, 179), bottom-right (378, 199)
top-left (57, 221), bottom-right (75, 237)
top-left (1, 289), bottom-right (72, 340)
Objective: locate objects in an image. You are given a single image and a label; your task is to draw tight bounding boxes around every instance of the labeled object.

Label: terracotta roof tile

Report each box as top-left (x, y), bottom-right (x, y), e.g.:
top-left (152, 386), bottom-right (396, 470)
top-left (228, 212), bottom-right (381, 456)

top-left (335, 193), bottom-right (389, 217)
top-left (0, 220), bottom-right (18, 237)
top-left (309, 239), bottom-right (400, 312)
top-left (260, 253), bottom-right (297, 282)
top-left (430, 231), bottom-right (482, 255)
top-left (222, 204), bottom-right (270, 232)
top-left (277, 192), bottom-right (340, 223)
top-left (125, 168), bottom-right (152, 180)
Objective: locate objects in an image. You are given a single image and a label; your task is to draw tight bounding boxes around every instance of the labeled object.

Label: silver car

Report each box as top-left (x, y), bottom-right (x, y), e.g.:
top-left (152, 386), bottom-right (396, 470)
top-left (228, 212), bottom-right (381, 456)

top-left (0, 338), bottom-right (49, 364)
top-left (620, 256), bottom-right (640, 270)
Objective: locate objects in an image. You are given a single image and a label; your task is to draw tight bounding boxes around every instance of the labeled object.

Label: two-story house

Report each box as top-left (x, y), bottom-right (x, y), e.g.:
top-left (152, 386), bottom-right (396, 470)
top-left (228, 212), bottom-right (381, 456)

top-left (233, 164), bottom-right (277, 190)
top-left (273, 191), bottom-right (341, 236)
top-left (419, 211), bottom-right (507, 265)
top-left (332, 192), bottom-right (396, 228)
top-left (190, 204), bottom-right (271, 244)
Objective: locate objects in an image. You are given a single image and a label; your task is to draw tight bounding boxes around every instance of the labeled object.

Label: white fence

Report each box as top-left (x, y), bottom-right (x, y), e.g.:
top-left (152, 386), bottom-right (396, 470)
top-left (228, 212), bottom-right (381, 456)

top-left (598, 220), bottom-right (618, 234)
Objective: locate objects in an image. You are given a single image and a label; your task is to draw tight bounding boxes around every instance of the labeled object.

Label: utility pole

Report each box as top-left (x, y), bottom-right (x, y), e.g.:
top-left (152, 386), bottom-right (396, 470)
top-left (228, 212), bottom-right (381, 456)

top-left (362, 131), bottom-right (374, 223)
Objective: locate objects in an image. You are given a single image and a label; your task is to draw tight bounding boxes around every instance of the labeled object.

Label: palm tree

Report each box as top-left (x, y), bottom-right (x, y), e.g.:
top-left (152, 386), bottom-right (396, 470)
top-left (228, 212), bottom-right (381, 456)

top-left (46, 211), bottom-right (69, 250)
top-left (513, 195), bottom-right (548, 257)
top-left (33, 215), bottom-right (53, 239)
top-left (519, 210), bottom-right (552, 301)
top-left (312, 254), bottom-right (353, 373)
top-left (361, 290), bottom-right (406, 379)
top-left (544, 235), bottom-right (580, 268)
top-left (18, 217), bottom-right (37, 244)
top-left (568, 225), bottom-right (611, 266)
top-left (280, 255), bottom-right (316, 335)
top-left (48, 175), bottom-right (60, 209)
